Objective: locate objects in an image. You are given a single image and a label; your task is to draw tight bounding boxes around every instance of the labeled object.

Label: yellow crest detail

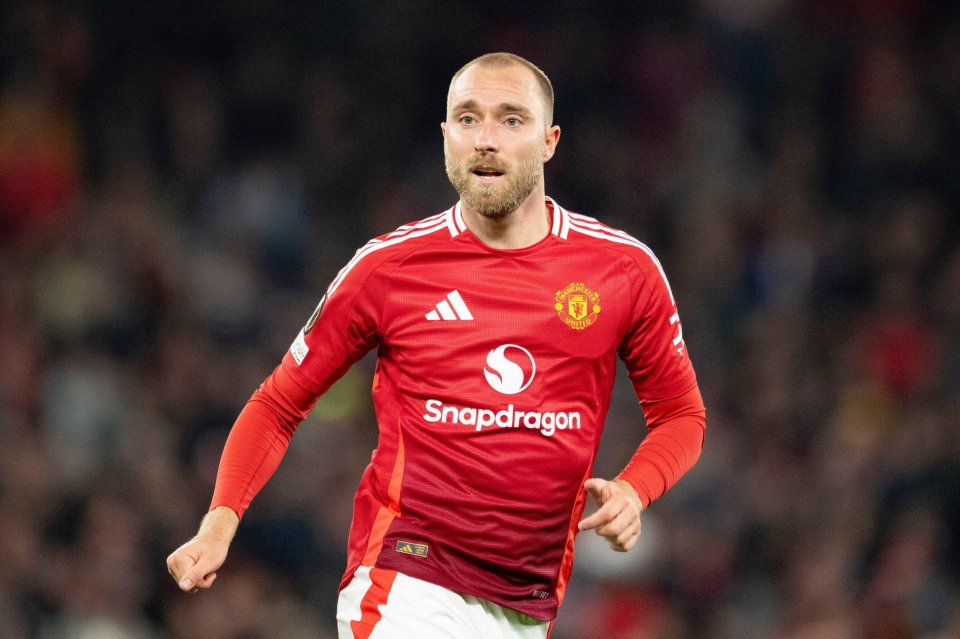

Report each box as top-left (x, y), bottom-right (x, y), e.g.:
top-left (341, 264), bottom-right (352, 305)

top-left (555, 283), bottom-right (600, 330)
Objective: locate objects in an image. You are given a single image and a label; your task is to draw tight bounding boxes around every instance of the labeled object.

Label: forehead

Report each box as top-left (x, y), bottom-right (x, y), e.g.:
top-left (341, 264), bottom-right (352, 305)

top-left (448, 64), bottom-right (545, 117)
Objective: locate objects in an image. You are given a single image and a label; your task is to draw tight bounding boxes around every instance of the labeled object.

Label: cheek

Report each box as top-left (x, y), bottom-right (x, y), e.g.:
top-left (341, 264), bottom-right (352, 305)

top-left (444, 132), bottom-right (472, 157)
top-left (521, 139), bottom-right (548, 163)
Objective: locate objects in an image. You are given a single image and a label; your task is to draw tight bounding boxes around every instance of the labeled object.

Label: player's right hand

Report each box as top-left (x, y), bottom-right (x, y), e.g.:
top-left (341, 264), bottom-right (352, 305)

top-left (166, 506), bottom-right (239, 593)
top-left (166, 536), bottom-right (228, 592)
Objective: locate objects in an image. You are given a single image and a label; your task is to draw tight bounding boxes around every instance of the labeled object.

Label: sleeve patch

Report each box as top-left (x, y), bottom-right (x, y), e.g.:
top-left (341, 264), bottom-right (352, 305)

top-left (290, 329), bottom-right (309, 365)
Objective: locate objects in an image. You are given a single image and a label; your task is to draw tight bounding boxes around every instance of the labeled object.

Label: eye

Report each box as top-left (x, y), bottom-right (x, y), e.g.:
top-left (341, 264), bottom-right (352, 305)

top-left (504, 117), bottom-right (522, 127)
top-left (459, 115), bottom-right (477, 125)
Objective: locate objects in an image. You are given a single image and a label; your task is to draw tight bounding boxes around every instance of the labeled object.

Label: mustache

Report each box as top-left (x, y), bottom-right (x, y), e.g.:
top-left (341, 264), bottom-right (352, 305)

top-left (467, 155), bottom-right (507, 172)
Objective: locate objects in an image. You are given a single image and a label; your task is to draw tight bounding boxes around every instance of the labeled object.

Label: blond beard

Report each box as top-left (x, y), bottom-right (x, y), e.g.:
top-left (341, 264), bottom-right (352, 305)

top-left (445, 146), bottom-right (544, 219)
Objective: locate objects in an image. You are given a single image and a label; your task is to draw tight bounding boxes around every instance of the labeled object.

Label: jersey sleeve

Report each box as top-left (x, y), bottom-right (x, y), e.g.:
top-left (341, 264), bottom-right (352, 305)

top-left (616, 248), bottom-right (705, 507)
top-left (281, 241), bottom-right (394, 396)
top-left (617, 249), bottom-right (696, 400)
top-left (209, 240), bottom-right (394, 518)
top-left (209, 364), bottom-right (317, 517)
top-left (616, 385), bottom-right (705, 508)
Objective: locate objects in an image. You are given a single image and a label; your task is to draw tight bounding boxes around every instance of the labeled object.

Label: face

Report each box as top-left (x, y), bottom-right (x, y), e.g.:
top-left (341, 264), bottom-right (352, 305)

top-left (442, 64), bottom-right (559, 220)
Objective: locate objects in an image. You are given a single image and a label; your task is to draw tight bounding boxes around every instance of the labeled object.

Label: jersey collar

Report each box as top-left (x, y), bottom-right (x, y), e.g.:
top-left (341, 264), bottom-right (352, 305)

top-left (447, 197), bottom-right (570, 239)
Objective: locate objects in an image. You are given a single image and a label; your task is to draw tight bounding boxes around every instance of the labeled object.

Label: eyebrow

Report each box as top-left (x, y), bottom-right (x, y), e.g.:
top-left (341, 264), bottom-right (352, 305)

top-left (452, 99), bottom-right (535, 118)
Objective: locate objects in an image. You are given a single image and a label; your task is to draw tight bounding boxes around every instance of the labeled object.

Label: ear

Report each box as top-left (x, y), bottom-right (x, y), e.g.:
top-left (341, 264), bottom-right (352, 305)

top-left (440, 121), bottom-right (447, 139)
top-left (543, 125), bottom-right (561, 162)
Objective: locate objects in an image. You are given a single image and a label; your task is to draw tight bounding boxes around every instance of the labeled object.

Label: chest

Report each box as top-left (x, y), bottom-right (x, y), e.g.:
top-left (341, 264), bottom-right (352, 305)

top-left (378, 248), bottom-right (632, 380)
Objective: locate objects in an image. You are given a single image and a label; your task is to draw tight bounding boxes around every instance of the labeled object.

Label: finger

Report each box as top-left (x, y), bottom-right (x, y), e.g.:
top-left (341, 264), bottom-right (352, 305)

top-left (617, 523), bottom-right (641, 551)
top-left (595, 502), bottom-right (629, 537)
top-left (599, 510), bottom-right (639, 546)
top-left (578, 496), bottom-right (621, 531)
top-left (593, 501), bottom-right (634, 538)
top-left (169, 549), bottom-right (206, 592)
top-left (178, 560), bottom-right (219, 592)
top-left (579, 478), bottom-right (612, 531)
top-left (187, 571), bottom-right (217, 593)
top-left (602, 507), bottom-right (642, 551)
top-left (166, 550), bottom-right (195, 584)
top-left (608, 521), bottom-right (640, 552)
top-left (618, 516), bottom-right (642, 548)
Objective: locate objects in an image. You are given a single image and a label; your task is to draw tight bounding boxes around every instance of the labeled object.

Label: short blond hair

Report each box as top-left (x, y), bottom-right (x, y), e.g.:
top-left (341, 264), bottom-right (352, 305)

top-left (448, 52), bottom-right (555, 125)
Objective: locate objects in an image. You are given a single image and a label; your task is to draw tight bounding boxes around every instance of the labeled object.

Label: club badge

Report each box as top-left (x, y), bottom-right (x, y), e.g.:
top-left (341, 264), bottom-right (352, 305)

top-left (555, 282), bottom-right (601, 330)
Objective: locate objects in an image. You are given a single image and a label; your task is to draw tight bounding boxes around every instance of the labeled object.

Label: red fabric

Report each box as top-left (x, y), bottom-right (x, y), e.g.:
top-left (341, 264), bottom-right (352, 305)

top-left (350, 568), bottom-right (399, 639)
top-left (209, 365), bottom-right (315, 518)
top-left (208, 199), bottom-right (703, 620)
top-left (616, 385), bottom-right (706, 509)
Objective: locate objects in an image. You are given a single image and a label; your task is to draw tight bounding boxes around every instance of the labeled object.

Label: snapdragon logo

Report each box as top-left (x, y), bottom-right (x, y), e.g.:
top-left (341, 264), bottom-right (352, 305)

top-left (483, 344), bottom-right (535, 395)
top-left (422, 344), bottom-right (581, 437)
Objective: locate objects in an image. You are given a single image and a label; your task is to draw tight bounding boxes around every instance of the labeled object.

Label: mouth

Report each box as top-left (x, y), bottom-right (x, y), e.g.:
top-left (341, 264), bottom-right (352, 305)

top-left (471, 167), bottom-right (505, 181)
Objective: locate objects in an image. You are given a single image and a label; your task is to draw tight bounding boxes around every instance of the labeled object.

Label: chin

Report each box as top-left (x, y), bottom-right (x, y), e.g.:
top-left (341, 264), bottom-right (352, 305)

top-left (476, 208), bottom-right (513, 220)
top-left (463, 196), bottom-right (512, 220)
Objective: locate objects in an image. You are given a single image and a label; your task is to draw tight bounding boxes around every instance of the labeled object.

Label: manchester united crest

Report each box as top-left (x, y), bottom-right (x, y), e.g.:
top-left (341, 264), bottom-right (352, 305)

top-left (555, 282), bottom-right (601, 330)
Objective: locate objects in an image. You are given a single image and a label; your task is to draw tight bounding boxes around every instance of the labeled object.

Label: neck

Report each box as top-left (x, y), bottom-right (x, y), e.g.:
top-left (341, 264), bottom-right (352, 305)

top-left (460, 189), bottom-right (550, 250)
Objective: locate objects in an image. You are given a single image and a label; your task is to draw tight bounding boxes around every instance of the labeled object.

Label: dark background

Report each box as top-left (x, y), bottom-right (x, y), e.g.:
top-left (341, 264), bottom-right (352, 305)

top-left (1, 1), bottom-right (959, 637)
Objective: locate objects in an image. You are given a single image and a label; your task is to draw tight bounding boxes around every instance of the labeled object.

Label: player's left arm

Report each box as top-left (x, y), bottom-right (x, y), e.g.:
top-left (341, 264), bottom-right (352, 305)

top-left (579, 249), bottom-right (706, 551)
top-left (579, 386), bottom-right (705, 551)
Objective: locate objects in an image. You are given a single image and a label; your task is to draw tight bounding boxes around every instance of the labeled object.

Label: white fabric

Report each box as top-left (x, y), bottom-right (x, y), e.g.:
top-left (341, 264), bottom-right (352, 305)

top-left (337, 566), bottom-right (550, 639)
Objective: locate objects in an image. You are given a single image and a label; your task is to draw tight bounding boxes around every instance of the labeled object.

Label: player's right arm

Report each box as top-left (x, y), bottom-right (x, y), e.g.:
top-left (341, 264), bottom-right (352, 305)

top-left (166, 234), bottom-right (396, 592)
top-left (164, 360), bottom-right (321, 592)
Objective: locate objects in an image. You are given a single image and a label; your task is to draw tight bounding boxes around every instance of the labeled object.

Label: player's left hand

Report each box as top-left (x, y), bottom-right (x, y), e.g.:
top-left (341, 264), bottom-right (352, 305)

top-left (578, 478), bottom-right (643, 552)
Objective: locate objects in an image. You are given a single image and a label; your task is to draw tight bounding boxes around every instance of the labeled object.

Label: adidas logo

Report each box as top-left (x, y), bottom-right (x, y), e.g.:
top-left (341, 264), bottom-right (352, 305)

top-left (395, 540), bottom-right (429, 557)
top-left (425, 290), bottom-right (474, 321)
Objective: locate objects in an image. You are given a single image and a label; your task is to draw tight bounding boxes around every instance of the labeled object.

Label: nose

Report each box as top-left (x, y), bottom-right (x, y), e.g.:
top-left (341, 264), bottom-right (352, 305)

top-left (474, 120), bottom-right (498, 153)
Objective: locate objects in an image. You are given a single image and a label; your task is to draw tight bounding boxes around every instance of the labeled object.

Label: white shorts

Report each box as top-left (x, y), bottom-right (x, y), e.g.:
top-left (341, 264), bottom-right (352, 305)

top-left (336, 566), bottom-right (551, 639)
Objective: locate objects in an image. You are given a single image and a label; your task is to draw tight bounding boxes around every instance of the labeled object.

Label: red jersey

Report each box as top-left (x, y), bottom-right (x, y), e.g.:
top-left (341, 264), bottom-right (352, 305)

top-left (214, 198), bottom-right (701, 621)
top-left (211, 199), bottom-right (703, 620)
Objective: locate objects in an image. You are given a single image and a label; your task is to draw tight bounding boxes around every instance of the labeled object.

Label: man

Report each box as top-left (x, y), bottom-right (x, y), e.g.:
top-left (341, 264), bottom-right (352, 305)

top-left (167, 52), bottom-right (706, 638)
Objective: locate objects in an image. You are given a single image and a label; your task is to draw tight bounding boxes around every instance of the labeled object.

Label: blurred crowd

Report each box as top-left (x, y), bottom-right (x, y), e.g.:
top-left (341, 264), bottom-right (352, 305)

top-left (1, 1), bottom-right (959, 638)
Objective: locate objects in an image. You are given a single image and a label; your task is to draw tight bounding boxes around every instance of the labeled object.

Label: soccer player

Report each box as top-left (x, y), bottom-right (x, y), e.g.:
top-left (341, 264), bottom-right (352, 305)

top-left (167, 52), bottom-right (706, 638)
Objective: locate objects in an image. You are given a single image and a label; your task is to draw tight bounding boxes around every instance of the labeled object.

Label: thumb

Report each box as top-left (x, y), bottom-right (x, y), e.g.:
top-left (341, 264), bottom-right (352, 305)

top-left (178, 561), bottom-right (218, 592)
top-left (583, 477), bottom-right (610, 505)
top-left (167, 545), bottom-right (220, 592)
top-left (178, 567), bottom-right (199, 592)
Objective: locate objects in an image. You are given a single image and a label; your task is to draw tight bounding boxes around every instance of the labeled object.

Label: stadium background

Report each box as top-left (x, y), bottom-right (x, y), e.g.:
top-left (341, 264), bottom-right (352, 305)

top-left (1, 1), bottom-right (959, 637)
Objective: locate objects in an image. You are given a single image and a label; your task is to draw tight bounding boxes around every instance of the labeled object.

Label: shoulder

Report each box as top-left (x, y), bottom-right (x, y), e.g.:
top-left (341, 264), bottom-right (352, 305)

top-left (556, 204), bottom-right (671, 287)
top-left (326, 205), bottom-right (463, 297)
